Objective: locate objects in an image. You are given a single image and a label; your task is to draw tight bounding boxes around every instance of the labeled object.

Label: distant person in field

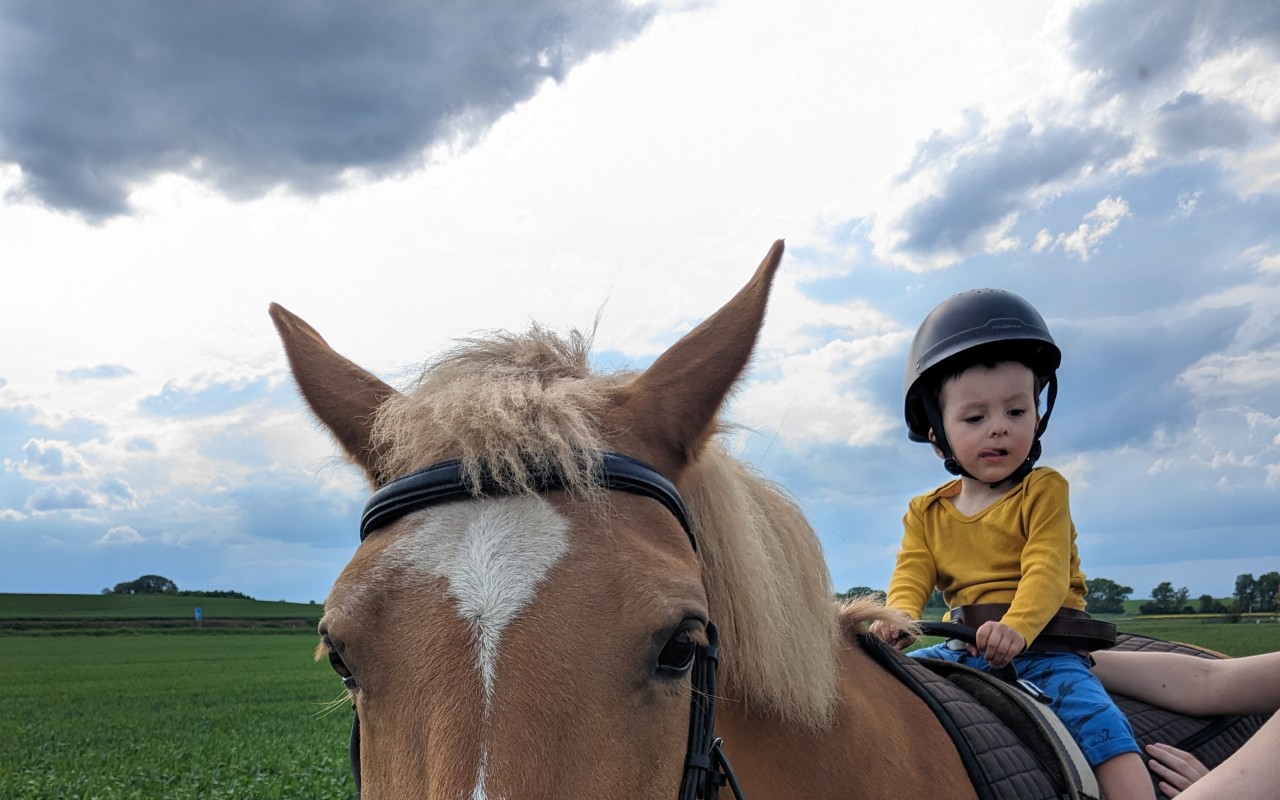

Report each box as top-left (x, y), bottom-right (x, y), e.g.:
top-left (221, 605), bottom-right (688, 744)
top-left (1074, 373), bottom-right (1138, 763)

top-left (870, 289), bottom-right (1153, 799)
top-left (1093, 649), bottom-right (1280, 799)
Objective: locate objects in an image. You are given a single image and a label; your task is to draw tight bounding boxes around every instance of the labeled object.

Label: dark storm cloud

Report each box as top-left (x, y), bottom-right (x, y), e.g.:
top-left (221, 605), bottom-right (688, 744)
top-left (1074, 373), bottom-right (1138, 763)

top-left (877, 1), bottom-right (1280, 269)
top-left (1064, 0), bottom-right (1280, 95)
top-left (0, 0), bottom-right (656, 220)
top-left (1153, 92), bottom-right (1255, 156)
top-left (892, 118), bottom-right (1132, 259)
top-left (1052, 304), bottom-right (1248, 451)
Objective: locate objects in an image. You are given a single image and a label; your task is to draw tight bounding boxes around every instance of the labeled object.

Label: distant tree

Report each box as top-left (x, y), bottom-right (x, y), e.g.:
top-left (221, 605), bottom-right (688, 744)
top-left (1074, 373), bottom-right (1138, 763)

top-left (1256, 572), bottom-right (1279, 613)
top-left (111, 575), bottom-right (179, 595)
top-left (836, 586), bottom-right (883, 601)
top-left (1174, 586), bottom-right (1190, 610)
top-left (1085, 578), bottom-right (1132, 614)
top-left (177, 589), bottom-right (253, 600)
top-left (1197, 594), bottom-right (1227, 614)
top-left (925, 589), bottom-right (946, 609)
top-left (1234, 574), bottom-right (1258, 612)
top-left (1139, 582), bottom-right (1190, 615)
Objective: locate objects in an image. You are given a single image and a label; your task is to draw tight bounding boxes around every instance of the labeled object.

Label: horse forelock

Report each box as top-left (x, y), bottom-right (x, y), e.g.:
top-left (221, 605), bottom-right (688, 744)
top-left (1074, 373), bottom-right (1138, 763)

top-left (371, 323), bottom-right (623, 494)
top-left (368, 323), bottom-right (847, 732)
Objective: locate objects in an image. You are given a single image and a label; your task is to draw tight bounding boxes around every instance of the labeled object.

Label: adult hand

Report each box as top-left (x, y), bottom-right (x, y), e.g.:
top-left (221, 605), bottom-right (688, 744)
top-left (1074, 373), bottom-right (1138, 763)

top-left (972, 620), bottom-right (1025, 667)
top-left (1145, 742), bottom-right (1209, 797)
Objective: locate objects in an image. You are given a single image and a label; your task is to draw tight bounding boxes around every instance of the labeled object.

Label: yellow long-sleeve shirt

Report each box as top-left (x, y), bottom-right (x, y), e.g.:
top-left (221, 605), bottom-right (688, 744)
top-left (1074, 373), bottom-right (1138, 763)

top-left (885, 467), bottom-right (1087, 646)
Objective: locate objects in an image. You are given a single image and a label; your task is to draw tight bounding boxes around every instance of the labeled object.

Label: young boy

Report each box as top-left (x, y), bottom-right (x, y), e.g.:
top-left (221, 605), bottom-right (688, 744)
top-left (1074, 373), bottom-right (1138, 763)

top-left (871, 288), bottom-right (1154, 799)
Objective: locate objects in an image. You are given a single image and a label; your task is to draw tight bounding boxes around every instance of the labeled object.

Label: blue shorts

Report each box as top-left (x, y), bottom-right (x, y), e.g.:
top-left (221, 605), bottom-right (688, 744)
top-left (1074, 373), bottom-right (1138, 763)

top-left (911, 642), bottom-right (1140, 767)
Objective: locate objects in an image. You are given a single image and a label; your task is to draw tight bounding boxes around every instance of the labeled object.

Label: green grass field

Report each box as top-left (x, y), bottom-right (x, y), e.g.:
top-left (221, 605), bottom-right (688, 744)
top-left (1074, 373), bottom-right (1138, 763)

top-left (0, 593), bottom-right (321, 621)
top-left (3, 594), bottom-right (1275, 797)
top-left (0, 634), bottom-right (353, 800)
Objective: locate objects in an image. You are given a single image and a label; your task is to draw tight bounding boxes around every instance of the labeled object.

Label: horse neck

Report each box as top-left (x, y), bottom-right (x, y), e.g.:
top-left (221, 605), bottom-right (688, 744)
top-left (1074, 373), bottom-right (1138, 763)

top-left (683, 446), bottom-right (841, 729)
top-left (713, 641), bottom-right (979, 800)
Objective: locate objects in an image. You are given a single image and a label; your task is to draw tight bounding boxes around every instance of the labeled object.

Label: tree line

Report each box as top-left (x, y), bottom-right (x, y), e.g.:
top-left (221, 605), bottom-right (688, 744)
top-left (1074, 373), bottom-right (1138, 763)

top-left (1084, 572), bottom-right (1278, 616)
top-left (839, 572), bottom-right (1279, 618)
top-left (102, 574), bottom-right (254, 600)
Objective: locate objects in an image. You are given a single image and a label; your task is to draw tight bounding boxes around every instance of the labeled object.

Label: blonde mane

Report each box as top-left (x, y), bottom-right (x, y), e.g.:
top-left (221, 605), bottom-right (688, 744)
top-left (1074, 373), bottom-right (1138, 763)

top-left (371, 324), bottom-right (859, 730)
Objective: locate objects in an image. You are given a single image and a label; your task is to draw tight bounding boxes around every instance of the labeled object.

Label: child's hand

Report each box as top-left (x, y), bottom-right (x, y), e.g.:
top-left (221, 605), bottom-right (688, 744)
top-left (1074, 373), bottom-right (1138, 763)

top-left (870, 620), bottom-right (916, 650)
top-left (971, 621), bottom-right (1025, 667)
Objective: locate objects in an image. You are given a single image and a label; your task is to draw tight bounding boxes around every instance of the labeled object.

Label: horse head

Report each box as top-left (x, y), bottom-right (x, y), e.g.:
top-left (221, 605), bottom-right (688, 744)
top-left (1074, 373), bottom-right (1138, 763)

top-left (272, 242), bottom-right (847, 798)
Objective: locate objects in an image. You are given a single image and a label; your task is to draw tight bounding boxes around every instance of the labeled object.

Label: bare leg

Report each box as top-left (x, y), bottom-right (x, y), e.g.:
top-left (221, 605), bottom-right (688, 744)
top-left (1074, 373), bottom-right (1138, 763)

top-left (1176, 713), bottom-right (1280, 800)
top-left (1095, 752), bottom-right (1156, 800)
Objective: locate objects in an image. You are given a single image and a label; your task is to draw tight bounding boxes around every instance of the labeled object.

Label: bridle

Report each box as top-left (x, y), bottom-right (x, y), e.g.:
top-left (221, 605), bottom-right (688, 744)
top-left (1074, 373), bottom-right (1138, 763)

top-left (347, 451), bottom-right (745, 800)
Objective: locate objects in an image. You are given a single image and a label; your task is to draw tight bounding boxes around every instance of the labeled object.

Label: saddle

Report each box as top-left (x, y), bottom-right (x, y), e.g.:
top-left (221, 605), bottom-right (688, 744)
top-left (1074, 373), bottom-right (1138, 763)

top-left (861, 631), bottom-right (1273, 800)
top-left (860, 634), bottom-right (1099, 800)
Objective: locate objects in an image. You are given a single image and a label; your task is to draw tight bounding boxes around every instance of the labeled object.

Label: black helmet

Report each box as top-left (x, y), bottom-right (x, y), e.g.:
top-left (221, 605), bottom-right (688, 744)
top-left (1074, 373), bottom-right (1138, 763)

top-left (903, 288), bottom-right (1061, 480)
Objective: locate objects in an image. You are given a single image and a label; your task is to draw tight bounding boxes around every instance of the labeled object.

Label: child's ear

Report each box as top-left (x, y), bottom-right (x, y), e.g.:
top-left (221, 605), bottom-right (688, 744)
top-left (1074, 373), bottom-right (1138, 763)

top-left (927, 429), bottom-right (945, 459)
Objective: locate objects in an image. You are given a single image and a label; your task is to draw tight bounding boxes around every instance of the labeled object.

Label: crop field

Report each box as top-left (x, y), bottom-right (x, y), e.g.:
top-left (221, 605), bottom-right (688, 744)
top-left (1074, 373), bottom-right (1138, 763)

top-left (0, 593), bottom-right (322, 622)
top-left (3, 594), bottom-right (1276, 798)
top-left (0, 632), bottom-right (353, 800)
top-left (1101, 615), bottom-right (1280, 657)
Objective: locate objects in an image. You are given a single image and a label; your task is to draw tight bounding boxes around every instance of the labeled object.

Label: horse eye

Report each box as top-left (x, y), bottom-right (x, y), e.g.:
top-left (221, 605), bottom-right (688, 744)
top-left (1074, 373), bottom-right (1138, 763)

top-left (328, 648), bottom-right (352, 678)
top-left (324, 638), bottom-right (358, 689)
top-left (655, 628), bottom-right (699, 678)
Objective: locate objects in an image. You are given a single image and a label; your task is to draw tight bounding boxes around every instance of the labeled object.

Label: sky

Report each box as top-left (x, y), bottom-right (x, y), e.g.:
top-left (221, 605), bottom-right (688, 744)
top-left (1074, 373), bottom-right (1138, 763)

top-left (1, 0), bottom-right (1277, 605)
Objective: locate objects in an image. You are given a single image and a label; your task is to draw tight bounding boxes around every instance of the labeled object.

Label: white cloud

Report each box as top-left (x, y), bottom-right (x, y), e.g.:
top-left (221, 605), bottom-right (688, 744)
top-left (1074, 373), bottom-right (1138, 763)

top-left (1054, 195), bottom-right (1131, 261)
top-left (735, 373), bottom-right (892, 448)
top-left (23, 476), bottom-right (142, 514)
top-left (96, 525), bottom-right (143, 547)
top-left (20, 439), bottom-right (90, 479)
top-left (1052, 452), bottom-right (1092, 490)
top-left (1176, 188), bottom-right (1204, 216)
top-left (1250, 247), bottom-right (1280, 273)
top-left (1179, 350), bottom-right (1280, 396)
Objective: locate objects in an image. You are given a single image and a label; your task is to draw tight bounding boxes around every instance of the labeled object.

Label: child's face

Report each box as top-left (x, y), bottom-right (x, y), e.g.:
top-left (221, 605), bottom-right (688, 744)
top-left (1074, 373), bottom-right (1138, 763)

top-left (936, 361), bottom-right (1040, 485)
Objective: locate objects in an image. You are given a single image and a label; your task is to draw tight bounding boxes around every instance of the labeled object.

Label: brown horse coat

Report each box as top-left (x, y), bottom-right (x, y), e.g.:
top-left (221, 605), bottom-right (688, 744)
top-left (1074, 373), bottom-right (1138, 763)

top-left (274, 241), bottom-right (977, 799)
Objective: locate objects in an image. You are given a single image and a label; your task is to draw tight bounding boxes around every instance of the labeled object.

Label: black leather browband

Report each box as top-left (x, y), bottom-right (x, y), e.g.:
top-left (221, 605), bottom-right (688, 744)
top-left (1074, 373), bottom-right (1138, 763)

top-left (359, 452), bottom-right (696, 550)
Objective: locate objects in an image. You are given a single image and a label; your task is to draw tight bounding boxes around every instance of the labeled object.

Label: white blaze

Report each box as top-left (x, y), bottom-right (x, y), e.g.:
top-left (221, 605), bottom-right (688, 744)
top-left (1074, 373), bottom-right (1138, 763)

top-left (378, 494), bottom-right (571, 800)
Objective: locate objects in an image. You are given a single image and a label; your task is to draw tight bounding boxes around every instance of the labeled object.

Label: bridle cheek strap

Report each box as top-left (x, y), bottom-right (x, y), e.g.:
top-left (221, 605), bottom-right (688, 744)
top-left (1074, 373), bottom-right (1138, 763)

top-left (680, 622), bottom-right (745, 800)
top-left (348, 452), bottom-right (743, 800)
top-left (349, 710), bottom-right (361, 799)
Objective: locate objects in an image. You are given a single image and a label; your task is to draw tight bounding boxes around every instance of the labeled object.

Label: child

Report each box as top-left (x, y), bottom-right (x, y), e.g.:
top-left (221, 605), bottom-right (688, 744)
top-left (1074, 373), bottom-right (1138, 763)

top-left (871, 288), bottom-right (1154, 799)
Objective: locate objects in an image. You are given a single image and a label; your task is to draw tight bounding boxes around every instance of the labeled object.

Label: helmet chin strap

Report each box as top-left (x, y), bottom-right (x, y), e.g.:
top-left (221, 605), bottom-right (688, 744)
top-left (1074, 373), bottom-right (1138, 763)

top-left (922, 376), bottom-right (1056, 489)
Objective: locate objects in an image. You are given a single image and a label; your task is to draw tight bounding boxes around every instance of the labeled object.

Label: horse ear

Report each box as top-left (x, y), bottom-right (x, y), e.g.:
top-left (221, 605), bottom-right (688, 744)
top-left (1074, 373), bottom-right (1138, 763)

top-left (618, 240), bottom-right (784, 474)
top-left (269, 303), bottom-right (399, 480)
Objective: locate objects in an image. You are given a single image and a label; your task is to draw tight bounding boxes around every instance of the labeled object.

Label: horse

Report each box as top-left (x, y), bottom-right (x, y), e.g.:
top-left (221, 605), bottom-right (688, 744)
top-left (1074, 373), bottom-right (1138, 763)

top-left (272, 241), bottom-right (982, 798)
top-left (274, 242), bottom-right (1266, 799)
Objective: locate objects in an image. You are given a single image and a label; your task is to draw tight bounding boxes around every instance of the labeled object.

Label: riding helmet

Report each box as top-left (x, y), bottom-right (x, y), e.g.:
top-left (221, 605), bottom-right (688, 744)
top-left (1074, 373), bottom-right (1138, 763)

top-left (903, 288), bottom-right (1061, 479)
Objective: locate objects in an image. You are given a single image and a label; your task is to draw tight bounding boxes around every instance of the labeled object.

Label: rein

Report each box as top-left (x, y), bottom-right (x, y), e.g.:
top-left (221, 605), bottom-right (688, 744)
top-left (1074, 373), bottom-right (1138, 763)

top-left (349, 451), bottom-right (744, 800)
